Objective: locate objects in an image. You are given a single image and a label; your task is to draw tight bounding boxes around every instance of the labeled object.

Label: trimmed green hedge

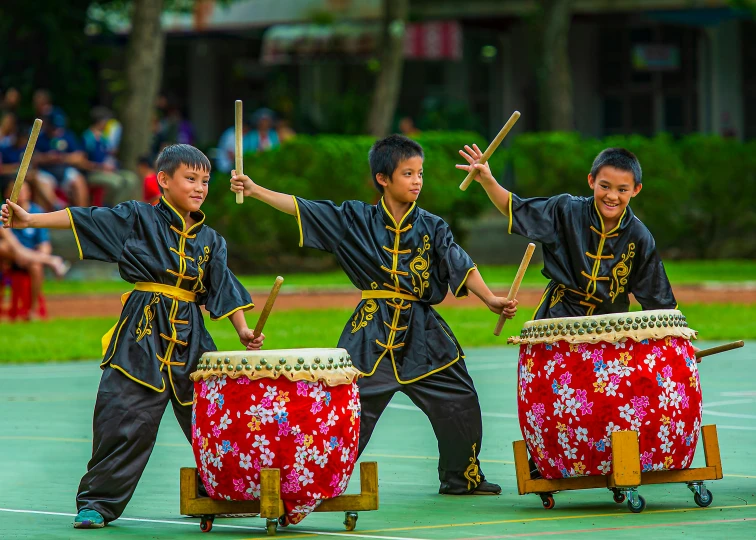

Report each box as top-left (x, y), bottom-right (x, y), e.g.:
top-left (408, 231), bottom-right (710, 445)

top-left (206, 131), bottom-right (756, 271)
top-left (204, 132), bottom-right (503, 271)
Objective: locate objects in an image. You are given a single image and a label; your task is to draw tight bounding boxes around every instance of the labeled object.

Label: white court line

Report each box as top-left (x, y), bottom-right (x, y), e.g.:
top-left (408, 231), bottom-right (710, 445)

top-left (0, 508), bottom-right (425, 540)
top-left (716, 425), bottom-right (756, 431)
top-left (387, 403), bottom-right (518, 419)
top-left (702, 399), bottom-right (754, 408)
top-left (720, 391), bottom-right (756, 398)
top-left (702, 410), bottom-right (756, 420)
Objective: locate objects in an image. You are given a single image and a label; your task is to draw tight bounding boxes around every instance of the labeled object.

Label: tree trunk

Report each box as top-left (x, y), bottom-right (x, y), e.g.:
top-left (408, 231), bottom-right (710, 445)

top-left (538, 0), bottom-right (573, 131)
top-left (368, 0), bottom-right (409, 138)
top-left (119, 0), bottom-right (165, 174)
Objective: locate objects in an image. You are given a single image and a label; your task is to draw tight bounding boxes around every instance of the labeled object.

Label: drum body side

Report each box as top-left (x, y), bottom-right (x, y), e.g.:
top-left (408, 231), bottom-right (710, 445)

top-left (517, 336), bottom-right (702, 480)
top-left (192, 375), bottom-right (361, 524)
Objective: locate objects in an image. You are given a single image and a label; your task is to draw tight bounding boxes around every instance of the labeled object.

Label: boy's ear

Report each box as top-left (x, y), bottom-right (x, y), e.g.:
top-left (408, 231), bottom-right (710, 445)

top-left (587, 174), bottom-right (595, 189)
top-left (632, 182), bottom-right (643, 197)
top-left (375, 173), bottom-right (390, 187)
top-left (157, 171), bottom-right (170, 190)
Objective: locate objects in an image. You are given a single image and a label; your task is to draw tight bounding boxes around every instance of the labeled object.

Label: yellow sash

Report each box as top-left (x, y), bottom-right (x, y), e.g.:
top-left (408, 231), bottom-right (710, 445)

top-left (101, 283), bottom-right (198, 356)
top-left (361, 290), bottom-right (419, 302)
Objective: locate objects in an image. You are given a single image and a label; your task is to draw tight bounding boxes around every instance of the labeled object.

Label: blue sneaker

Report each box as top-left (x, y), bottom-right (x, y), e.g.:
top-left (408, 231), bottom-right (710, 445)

top-left (73, 509), bottom-right (106, 529)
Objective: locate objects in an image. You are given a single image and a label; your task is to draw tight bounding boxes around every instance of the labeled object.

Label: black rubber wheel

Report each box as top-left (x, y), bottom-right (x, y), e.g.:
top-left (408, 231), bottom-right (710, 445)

top-left (278, 515), bottom-right (289, 528)
top-left (266, 518), bottom-right (278, 536)
top-left (613, 490), bottom-right (626, 504)
top-left (344, 512), bottom-right (358, 531)
top-left (627, 495), bottom-right (646, 513)
top-left (541, 495), bottom-right (555, 510)
top-left (694, 489), bottom-right (713, 508)
top-left (200, 515), bottom-right (214, 533)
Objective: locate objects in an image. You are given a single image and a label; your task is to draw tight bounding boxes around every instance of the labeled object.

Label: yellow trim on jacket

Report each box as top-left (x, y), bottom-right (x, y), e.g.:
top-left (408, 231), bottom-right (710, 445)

top-left (65, 207), bottom-right (84, 260)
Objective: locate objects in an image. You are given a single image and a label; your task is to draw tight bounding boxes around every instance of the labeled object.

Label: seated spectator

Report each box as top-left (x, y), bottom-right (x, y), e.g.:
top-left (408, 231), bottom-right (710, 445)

top-left (248, 108), bottom-right (279, 152)
top-left (0, 111), bottom-right (17, 149)
top-left (36, 113), bottom-right (90, 206)
top-left (276, 117), bottom-right (296, 143)
top-left (2, 181), bottom-right (64, 318)
top-left (137, 155), bottom-right (160, 205)
top-left (1, 124), bottom-right (60, 211)
top-left (33, 89), bottom-right (66, 124)
top-left (216, 116), bottom-right (252, 173)
top-left (80, 106), bottom-right (139, 205)
top-left (399, 116), bottom-right (421, 136)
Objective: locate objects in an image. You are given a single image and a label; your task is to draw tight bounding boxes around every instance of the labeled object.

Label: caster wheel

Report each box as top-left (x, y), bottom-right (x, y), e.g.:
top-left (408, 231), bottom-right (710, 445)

top-left (540, 494), bottom-right (555, 510)
top-left (628, 495), bottom-right (646, 513)
top-left (266, 518), bottom-right (278, 536)
top-left (612, 490), bottom-right (626, 504)
top-left (278, 516), bottom-right (290, 528)
top-left (199, 515), bottom-right (214, 533)
top-left (694, 489), bottom-right (713, 508)
top-left (344, 512), bottom-right (358, 531)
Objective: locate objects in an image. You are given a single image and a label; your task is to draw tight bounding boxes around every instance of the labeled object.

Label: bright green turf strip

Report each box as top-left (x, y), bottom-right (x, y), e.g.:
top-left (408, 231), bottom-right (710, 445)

top-left (1, 303), bottom-right (753, 363)
top-left (40, 259), bottom-right (756, 296)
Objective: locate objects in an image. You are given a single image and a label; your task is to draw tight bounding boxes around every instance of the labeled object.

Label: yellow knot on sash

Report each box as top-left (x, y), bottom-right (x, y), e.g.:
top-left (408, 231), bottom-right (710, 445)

top-left (101, 283), bottom-right (198, 355)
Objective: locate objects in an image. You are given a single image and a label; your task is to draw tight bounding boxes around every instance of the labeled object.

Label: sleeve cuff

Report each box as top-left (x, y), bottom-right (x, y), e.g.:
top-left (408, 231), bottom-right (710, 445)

top-left (454, 265), bottom-right (477, 298)
top-left (507, 194), bottom-right (513, 235)
top-left (292, 195), bottom-right (303, 248)
top-left (210, 302), bottom-right (255, 322)
top-left (66, 207), bottom-right (84, 260)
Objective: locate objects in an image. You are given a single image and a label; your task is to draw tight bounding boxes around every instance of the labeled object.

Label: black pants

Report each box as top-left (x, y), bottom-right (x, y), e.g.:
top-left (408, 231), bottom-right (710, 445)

top-left (76, 367), bottom-right (193, 522)
top-left (357, 358), bottom-right (487, 494)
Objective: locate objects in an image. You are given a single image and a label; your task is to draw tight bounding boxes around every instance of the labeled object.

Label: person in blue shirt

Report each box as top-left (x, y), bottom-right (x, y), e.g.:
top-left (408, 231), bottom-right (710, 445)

top-left (36, 113), bottom-right (90, 206)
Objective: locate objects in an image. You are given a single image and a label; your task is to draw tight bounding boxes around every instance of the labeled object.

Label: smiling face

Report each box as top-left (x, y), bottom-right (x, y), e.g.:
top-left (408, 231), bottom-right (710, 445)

top-left (588, 165), bottom-right (642, 226)
top-left (158, 163), bottom-right (209, 216)
top-left (377, 155), bottom-right (424, 205)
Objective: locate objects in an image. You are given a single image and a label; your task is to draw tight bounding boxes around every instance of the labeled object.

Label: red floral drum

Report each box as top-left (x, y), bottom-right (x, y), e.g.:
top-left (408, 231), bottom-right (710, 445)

top-left (509, 310), bottom-right (701, 480)
top-left (190, 348), bottom-right (361, 524)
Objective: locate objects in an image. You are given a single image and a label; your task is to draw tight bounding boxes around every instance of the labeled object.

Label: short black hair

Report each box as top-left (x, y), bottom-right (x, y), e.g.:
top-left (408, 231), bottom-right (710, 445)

top-left (137, 155), bottom-right (154, 168)
top-left (590, 147), bottom-right (642, 184)
top-left (155, 144), bottom-right (211, 177)
top-left (368, 134), bottom-right (424, 193)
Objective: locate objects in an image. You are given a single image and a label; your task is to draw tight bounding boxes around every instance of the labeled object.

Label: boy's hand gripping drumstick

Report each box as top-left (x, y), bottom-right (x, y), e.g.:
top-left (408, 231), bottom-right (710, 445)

top-left (494, 243), bottom-right (535, 337)
top-left (235, 100), bottom-right (244, 205)
top-left (253, 276), bottom-right (284, 339)
top-left (695, 340), bottom-right (744, 361)
top-left (7, 119), bottom-right (43, 227)
top-left (459, 111), bottom-right (520, 191)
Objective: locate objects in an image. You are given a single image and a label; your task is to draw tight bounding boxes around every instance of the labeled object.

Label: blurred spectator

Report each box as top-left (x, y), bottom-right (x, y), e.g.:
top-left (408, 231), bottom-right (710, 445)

top-left (1, 87), bottom-right (21, 114)
top-left (104, 116), bottom-right (123, 154)
top-left (33, 89), bottom-right (66, 123)
top-left (248, 108), bottom-right (279, 152)
top-left (2, 181), bottom-right (64, 317)
top-left (276, 117), bottom-right (296, 143)
top-left (160, 104), bottom-right (195, 146)
top-left (81, 106), bottom-right (139, 205)
top-left (399, 116), bottom-right (421, 136)
top-left (138, 155), bottom-right (160, 205)
top-left (1, 124), bottom-right (60, 210)
top-left (216, 116), bottom-right (252, 173)
top-left (35, 113), bottom-right (90, 206)
top-left (0, 112), bottom-right (17, 149)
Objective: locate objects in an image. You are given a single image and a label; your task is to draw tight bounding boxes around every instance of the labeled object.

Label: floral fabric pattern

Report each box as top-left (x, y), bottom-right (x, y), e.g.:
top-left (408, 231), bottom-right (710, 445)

top-left (518, 336), bottom-right (702, 480)
top-left (192, 375), bottom-right (361, 524)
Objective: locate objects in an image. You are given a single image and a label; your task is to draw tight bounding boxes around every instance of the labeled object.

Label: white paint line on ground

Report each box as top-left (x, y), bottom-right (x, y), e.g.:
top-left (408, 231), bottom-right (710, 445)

top-left (702, 399), bottom-right (754, 408)
top-left (0, 507), bottom-right (426, 540)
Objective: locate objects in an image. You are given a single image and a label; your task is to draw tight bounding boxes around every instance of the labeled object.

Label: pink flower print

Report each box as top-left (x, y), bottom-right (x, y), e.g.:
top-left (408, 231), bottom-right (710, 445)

top-left (533, 403), bottom-right (546, 415)
top-left (553, 352), bottom-right (564, 363)
top-left (559, 372), bottom-right (572, 386)
top-left (206, 485), bottom-right (215, 497)
top-left (294, 433), bottom-right (305, 445)
top-left (253, 458), bottom-right (261, 471)
top-left (590, 349), bottom-right (604, 362)
top-left (581, 401), bottom-right (593, 415)
top-left (640, 451), bottom-right (654, 465)
top-left (199, 384), bottom-right (208, 398)
top-left (207, 402), bottom-right (217, 417)
top-left (662, 365), bottom-right (673, 379)
top-left (577, 344), bottom-right (588, 354)
top-left (349, 448), bottom-right (357, 462)
top-left (233, 478), bottom-right (245, 492)
top-left (330, 474), bottom-right (341, 488)
top-left (261, 397), bottom-right (272, 408)
top-left (575, 389), bottom-right (587, 404)
top-left (297, 381), bottom-right (310, 397)
top-left (631, 396), bottom-right (650, 409)
top-left (567, 426), bottom-right (575, 438)
top-left (319, 422), bottom-right (330, 435)
top-left (278, 422), bottom-right (292, 437)
top-left (636, 408), bottom-right (647, 420)
top-left (311, 400), bottom-right (324, 414)
top-left (610, 375), bottom-right (621, 386)
top-left (652, 346), bottom-right (662, 356)
top-left (231, 442), bottom-right (240, 456)
top-left (212, 425), bottom-right (221, 438)
top-left (682, 395), bottom-right (690, 409)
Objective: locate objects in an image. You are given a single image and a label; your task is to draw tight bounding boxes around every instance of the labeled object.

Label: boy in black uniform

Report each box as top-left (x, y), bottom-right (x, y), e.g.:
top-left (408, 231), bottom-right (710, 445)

top-left (2, 144), bottom-right (263, 528)
top-left (457, 145), bottom-right (677, 318)
top-left (230, 135), bottom-right (517, 495)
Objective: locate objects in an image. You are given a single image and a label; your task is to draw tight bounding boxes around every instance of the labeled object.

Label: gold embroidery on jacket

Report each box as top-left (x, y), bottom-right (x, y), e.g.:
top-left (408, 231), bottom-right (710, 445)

top-left (610, 243), bottom-right (636, 302)
top-left (409, 235), bottom-right (431, 297)
top-left (135, 293), bottom-right (161, 342)
top-left (193, 246), bottom-right (211, 294)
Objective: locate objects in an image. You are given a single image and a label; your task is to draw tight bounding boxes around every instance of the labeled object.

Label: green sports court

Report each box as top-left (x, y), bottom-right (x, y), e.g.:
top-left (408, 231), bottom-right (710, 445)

top-left (1, 343), bottom-right (754, 539)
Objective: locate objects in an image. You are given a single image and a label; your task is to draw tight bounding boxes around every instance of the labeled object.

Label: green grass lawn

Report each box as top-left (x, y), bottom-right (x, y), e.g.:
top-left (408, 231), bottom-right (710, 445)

top-left (1, 303), bottom-right (752, 363)
top-left (39, 259), bottom-right (756, 296)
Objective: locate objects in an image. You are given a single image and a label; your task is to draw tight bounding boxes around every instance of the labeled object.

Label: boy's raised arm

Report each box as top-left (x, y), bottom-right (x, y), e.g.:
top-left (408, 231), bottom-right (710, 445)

top-left (456, 143), bottom-right (512, 217)
top-left (2, 200), bottom-right (71, 229)
top-left (230, 170), bottom-right (296, 216)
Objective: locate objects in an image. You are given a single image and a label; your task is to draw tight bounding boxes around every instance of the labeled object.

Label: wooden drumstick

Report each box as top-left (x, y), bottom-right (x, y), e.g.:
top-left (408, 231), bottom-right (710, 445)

top-left (7, 119), bottom-right (43, 226)
top-left (695, 340), bottom-right (744, 360)
top-left (459, 110), bottom-right (520, 191)
top-left (234, 100), bottom-right (244, 205)
top-left (253, 276), bottom-right (284, 338)
top-left (494, 242), bottom-right (536, 337)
